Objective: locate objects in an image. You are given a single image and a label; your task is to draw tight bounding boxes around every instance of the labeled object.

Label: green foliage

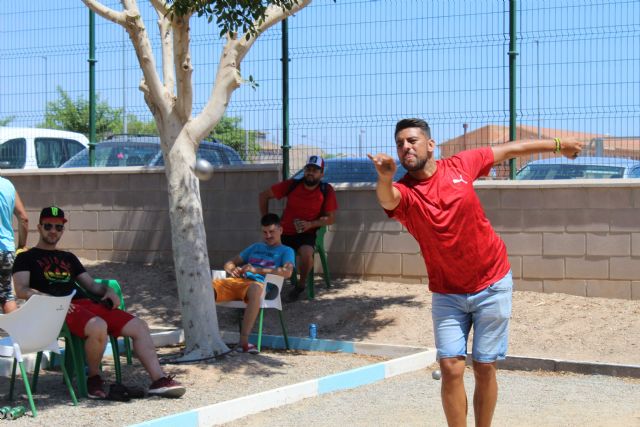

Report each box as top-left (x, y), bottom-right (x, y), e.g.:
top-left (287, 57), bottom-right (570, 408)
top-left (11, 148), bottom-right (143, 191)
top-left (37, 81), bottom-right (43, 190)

top-left (120, 115), bottom-right (158, 135)
top-left (39, 87), bottom-right (121, 140)
top-left (209, 116), bottom-right (259, 160)
top-left (168, 0), bottom-right (301, 39)
top-left (38, 88), bottom-right (160, 139)
top-left (0, 116), bottom-right (15, 126)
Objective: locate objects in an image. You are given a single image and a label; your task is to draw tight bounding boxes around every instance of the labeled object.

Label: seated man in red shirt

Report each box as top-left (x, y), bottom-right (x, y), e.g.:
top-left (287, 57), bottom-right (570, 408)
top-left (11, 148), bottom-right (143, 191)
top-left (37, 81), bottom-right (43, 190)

top-left (259, 156), bottom-right (338, 301)
top-left (13, 206), bottom-right (186, 400)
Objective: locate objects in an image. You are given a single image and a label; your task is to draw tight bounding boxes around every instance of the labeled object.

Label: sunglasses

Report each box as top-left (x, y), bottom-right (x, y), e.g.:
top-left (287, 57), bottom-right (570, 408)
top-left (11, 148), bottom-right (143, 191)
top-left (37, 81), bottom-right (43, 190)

top-left (41, 223), bottom-right (65, 232)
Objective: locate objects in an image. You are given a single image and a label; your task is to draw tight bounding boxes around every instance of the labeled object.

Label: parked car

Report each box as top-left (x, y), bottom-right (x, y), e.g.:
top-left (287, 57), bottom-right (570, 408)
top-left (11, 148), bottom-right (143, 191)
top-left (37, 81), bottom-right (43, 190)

top-left (61, 134), bottom-right (243, 168)
top-left (292, 157), bottom-right (408, 183)
top-left (515, 156), bottom-right (640, 180)
top-left (0, 127), bottom-right (89, 169)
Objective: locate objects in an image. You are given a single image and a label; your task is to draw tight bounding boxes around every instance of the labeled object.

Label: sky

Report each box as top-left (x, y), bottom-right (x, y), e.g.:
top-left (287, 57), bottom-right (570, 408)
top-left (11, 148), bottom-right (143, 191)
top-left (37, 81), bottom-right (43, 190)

top-left (0, 0), bottom-right (638, 159)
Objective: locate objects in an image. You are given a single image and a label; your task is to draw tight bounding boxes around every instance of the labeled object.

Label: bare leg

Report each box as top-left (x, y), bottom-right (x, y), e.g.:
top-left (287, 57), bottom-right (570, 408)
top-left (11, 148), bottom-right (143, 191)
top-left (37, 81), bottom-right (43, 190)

top-left (296, 244), bottom-right (315, 287)
top-left (239, 283), bottom-right (264, 346)
top-left (472, 361), bottom-right (498, 427)
top-left (440, 356), bottom-right (468, 427)
top-left (2, 300), bottom-right (17, 314)
top-left (83, 317), bottom-right (108, 377)
top-left (120, 317), bottom-right (164, 381)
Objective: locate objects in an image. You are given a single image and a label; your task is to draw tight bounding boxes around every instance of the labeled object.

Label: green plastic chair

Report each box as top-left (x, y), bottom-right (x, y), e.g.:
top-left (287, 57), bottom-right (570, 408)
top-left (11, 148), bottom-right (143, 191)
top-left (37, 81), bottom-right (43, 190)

top-left (291, 226), bottom-right (331, 299)
top-left (60, 278), bottom-right (133, 398)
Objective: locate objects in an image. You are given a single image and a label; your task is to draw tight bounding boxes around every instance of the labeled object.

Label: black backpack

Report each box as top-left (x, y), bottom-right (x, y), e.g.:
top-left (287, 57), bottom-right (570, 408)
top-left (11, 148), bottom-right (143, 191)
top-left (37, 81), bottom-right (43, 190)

top-left (285, 178), bottom-right (329, 214)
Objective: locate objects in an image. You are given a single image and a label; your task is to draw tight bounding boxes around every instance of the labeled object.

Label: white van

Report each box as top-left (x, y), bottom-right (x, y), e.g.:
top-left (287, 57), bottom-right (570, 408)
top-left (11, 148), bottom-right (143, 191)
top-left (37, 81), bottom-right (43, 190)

top-left (0, 127), bottom-right (89, 169)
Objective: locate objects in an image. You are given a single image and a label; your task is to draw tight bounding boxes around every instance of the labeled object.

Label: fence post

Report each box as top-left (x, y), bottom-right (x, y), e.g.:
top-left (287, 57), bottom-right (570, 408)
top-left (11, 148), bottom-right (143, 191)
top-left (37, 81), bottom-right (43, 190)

top-left (508, 0), bottom-right (518, 179)
top-left (281, 19), bottom-right (290, 180)
top-left (88, 10), bottom-right (97, 166)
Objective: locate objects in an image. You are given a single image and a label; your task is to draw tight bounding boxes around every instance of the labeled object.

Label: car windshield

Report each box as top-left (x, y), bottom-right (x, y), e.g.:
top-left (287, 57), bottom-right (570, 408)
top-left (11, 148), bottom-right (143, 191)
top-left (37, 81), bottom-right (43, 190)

top-left (62, 137), bottom-right (243, 167)
top-left (516, 164), bottom-right (626, 180)
top-left (63, 143), bottom-right (159, 167)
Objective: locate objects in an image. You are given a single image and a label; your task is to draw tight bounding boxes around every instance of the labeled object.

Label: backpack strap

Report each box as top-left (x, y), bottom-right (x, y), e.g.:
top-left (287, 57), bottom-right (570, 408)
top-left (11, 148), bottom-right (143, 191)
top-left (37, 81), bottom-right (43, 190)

top-left (285, 179), bottom-right (329, 215)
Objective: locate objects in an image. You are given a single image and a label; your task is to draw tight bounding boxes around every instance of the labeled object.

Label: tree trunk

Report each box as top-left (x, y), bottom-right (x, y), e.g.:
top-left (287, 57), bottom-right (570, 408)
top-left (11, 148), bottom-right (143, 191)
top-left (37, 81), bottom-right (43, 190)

top-left (163, 131), bottom-right (228, 360)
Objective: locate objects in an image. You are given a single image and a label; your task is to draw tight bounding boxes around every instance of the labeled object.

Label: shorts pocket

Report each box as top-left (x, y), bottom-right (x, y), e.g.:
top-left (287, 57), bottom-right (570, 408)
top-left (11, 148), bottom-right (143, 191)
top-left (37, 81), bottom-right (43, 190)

top-left (487, 271), bottom-right (513, 293)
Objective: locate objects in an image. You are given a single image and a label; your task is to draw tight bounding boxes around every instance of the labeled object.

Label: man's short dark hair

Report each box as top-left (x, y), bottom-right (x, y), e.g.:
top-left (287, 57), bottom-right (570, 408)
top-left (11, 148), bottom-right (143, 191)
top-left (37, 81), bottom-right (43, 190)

top-left (395, 118), bottom-right (431, 139)
top-left (261, 213), bottom-right (281, 227)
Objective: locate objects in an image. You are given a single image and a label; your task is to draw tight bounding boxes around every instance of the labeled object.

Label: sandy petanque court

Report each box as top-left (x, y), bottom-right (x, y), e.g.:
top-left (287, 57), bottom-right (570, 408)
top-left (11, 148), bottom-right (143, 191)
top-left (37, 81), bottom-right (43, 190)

top-left (2, 259), bottom-right (639, 426)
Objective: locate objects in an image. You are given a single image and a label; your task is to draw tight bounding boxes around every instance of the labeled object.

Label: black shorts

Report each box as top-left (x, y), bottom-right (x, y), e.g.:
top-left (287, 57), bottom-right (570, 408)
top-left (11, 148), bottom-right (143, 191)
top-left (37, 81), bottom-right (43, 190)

top-left (282, 232), bottom-right (317, 251)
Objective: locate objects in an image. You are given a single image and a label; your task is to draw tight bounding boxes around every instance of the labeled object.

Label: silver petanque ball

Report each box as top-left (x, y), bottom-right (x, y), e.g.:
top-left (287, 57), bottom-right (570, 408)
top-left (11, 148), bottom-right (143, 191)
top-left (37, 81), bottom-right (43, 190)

top-left (193, 158), bottom-right (214, 181)
top-left (432, 369), bottom-right (441, 380)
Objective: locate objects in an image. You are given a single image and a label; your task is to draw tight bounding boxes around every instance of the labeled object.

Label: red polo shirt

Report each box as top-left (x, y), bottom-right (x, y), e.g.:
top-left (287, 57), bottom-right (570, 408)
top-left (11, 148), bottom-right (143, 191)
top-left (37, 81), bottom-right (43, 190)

top-left (386, 148), bottom-right (510, 294)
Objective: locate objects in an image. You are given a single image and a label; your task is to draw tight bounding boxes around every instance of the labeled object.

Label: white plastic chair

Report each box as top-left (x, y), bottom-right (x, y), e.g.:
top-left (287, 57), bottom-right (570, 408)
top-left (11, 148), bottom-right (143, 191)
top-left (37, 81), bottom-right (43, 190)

top-left (214, 272), bottom-right (289, 351)
top-left (0, 291), bottom-right (77, 417)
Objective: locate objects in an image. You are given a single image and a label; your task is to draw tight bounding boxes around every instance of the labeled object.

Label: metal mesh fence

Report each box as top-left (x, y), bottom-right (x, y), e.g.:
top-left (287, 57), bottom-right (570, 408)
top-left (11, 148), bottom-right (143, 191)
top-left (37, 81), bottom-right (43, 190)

top-left (0, 0), bottom-right (638, 180)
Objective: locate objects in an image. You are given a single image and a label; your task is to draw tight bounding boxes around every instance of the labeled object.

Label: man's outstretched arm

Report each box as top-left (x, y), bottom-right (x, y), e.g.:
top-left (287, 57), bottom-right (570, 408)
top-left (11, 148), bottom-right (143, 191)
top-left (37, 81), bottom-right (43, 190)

top-left (491, 137), bottom-right (584, 165)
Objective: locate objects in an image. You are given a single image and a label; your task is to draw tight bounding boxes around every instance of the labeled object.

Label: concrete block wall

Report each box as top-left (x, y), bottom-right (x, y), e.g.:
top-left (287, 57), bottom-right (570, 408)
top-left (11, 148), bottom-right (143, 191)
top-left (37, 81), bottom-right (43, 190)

top-left (5, 166), bottom-right (281, 267)
top-left (4, 168), bottom-right (639, 299)
top-left (476, 181), bottom-right (640, 300)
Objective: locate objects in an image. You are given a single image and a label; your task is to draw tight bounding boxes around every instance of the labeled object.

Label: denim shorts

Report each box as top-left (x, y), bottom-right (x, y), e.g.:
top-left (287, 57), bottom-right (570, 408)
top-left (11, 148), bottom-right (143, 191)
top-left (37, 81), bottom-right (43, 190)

top-left (431, 271), bottom-right (513, 363)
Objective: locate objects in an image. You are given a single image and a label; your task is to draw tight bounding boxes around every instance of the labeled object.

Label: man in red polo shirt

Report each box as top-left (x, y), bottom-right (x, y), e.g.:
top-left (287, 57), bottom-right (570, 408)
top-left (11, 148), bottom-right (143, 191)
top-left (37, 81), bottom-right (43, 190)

top-left (259, 156), bottom-right (338, 301)
top-left (369, 118), bottom-right (583, 427)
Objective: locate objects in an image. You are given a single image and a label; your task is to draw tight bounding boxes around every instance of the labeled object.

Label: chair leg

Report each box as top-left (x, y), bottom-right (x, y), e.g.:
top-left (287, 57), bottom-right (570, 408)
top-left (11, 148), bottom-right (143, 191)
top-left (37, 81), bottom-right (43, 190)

top-left (110, 336), bottom-right (122, 384)
top-left (307, 266), bottom-right (315, 299)
top-left (9, 358), bottom-right (17, 400)
top-left (60, 352), bottom-right (78, 406)
top-left (318, 247), bottom-right (331, 288)
top-left (278, 311), bottom-right (290, 350)
top-left (67, 335), bottom-right (88, 399)
top-left (256, 309), bottom-right (265, 352)
top-left (32, 351), bottom-right (42, 393)
top-left (124, 337), bottom-right (133, 365)
top-left (18, 361), bottom-right (38, 417)
top-left (49, 352), bottom-right (57, 370)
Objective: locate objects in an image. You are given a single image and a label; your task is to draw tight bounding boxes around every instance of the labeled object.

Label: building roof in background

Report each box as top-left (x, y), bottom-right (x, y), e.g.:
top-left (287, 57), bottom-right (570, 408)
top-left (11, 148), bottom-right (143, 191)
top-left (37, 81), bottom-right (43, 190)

top-left (438, 124), bottom-right (604, 158)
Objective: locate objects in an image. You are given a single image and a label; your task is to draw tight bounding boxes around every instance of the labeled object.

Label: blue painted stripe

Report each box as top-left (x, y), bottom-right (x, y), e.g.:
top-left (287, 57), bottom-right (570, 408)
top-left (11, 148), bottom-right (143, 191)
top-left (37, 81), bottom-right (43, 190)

top-left (317, 362), bottom-right (386, 394)
top-left (130, 410), bottom-right (198, 427)
top-left (255, 334), bottom-right (356, 353)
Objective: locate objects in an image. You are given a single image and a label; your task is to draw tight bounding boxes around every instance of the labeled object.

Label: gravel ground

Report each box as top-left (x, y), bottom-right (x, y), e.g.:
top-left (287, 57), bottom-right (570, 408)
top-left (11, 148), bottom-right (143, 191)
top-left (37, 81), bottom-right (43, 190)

top-left (2, 260), bottom-right (639, 425)
top-left (2, 348), bottom-right (386, 426)
top-left (227, 365), bottom-right (640, 427)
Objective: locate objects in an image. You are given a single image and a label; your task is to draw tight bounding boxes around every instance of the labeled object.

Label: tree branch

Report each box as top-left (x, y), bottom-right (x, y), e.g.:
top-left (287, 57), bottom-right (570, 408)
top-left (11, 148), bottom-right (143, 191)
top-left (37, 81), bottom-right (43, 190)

top-left (172, 12), bottom-right (194, 121)
top-left (236, 0), bottom-right (312, 63)
top-left (189, 35), bottom-right (241, 143)
top-left (190, 1), bottom-right (312, 142)
top-left (155, 7), bottom-right (176, 97)
top-left (81, 0), bottom-right (126, 25)
top-left (118, 0), bottom-right (172, 118)
top-left (149, 0), bottom-right (170, 16)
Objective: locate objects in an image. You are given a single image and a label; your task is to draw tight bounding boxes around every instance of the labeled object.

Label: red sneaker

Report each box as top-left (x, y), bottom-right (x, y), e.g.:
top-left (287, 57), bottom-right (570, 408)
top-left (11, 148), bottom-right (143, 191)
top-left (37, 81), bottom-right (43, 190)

top-left (87, 374), bottom-right (107, 399)
top-left (148, 375), bottom-right (186, 398)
